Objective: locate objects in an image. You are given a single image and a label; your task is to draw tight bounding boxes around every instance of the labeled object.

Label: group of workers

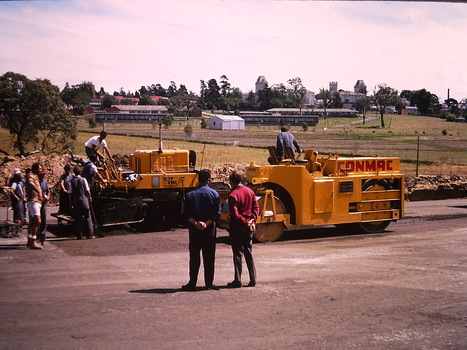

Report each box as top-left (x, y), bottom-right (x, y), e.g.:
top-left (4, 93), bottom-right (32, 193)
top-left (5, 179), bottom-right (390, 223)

top-left (7, 164), bottom-right (49, 249)
top-left (6, 131), bottom-right (112, 249)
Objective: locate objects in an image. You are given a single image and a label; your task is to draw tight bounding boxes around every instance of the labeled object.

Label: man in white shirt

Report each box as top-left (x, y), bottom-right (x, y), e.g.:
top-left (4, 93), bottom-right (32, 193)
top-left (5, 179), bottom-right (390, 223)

top-left (85, 131), bottom-right (113, 161)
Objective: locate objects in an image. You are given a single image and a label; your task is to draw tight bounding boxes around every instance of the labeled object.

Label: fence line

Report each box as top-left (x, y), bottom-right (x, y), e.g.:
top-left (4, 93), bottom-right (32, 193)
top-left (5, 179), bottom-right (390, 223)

top-left (400, 163), bottom-right (467, 178)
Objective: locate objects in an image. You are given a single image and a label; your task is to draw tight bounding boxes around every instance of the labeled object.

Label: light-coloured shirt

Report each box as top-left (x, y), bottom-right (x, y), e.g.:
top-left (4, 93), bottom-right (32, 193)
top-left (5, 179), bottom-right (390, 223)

top-left (26, 173), bottom-right (42, 203)
top-left (85, 136), bottom-right (107, 150)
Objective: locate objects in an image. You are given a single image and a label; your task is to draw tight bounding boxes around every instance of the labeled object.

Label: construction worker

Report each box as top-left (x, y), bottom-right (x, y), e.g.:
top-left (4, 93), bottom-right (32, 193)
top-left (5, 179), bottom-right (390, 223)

top-left (69, 165), bottom-right (94, 240)
top-left (25, 163), bottom-right (45, 250)
top-left (85, 131), bottom-right (113, 162)
top-left (276, 125), bottom-right (301, 160)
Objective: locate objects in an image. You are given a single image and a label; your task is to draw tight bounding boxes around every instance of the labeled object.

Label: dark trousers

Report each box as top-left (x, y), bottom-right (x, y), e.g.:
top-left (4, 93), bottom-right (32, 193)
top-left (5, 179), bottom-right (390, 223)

top-left (37, 201), bottom-right (47, 244)
top-left (58, 191), bottom-right (71, 215)
top-left (229, 225), bottom-right (256, 284)
top-left (188, 223), bottom-right (217, 287)
top-left (11, 198), bottom-right (24, 223)
top-left (73, 201), bottom-right (94, 238)
top-left (85, 147), bottom-right (94, 160)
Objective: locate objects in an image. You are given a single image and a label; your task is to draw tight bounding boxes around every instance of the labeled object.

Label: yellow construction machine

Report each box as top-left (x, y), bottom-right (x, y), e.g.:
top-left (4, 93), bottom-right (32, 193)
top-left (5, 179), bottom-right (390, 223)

top-left (90, 146), bottom-right (200, 228)
top-left (69, 127), bottom-right (403, 240)
top-left (219, 147), bottom-right (404, 242)
top-left (56, 126), bottom-right (202, 230)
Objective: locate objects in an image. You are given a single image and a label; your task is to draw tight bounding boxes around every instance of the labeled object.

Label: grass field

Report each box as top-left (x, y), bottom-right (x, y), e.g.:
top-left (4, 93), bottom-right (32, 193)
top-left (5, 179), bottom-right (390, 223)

top-left (2, 113), bottom-right (467, 177)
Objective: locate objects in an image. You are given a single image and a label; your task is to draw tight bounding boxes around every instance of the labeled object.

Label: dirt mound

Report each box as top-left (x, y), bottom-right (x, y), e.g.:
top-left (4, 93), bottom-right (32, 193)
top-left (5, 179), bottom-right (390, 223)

top-left (211, 163), bottom-right (248, 183)
top-left (405, 175), bottom-right (467, 201)
top-left (0, 154), bottom-right (71, 206)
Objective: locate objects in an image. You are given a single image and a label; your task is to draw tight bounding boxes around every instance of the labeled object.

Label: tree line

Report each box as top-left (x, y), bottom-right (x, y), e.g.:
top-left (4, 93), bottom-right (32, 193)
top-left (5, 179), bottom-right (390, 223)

top-left (1, 71), bottom-right (466, 156)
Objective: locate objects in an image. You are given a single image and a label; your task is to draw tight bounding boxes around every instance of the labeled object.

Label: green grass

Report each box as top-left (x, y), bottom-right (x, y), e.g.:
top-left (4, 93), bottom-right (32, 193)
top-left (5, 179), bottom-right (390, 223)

top-left (2, 113), bottom-right (467, 177)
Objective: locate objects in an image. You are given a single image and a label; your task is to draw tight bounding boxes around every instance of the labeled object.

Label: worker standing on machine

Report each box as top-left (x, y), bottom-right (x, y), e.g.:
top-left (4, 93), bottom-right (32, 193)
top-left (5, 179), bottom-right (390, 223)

top-left (85, 131), bottom-right (113, 162)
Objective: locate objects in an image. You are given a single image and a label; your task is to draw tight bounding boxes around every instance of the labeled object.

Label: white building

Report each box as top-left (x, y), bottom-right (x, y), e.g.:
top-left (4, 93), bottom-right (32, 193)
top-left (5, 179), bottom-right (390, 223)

top-left (208, 115), bottom-right (245, 130)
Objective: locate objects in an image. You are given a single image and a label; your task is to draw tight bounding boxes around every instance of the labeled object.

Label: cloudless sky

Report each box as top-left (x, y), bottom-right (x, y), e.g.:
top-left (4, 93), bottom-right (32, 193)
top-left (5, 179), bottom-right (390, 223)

top-left (1, 0), bottom-right (466, 101)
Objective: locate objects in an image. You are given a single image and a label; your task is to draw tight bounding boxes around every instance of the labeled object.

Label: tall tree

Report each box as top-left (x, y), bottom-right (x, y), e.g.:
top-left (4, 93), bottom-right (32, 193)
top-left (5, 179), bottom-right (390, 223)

top-left (444, 98), bottom-right (459, 116)
top-left (459, 98), bottom-right (467, 117)
top-left (354, 96), bottom-right (372, 123)
top-left (287, 77), bottom-right (307, 114)
top-left (430, 94), bottom-right (441, 115)
top-left (330, 92), bottom-right (343, 108)
top-left (60, 81), bottom-right (96, 115)
top-left (139, 85), bottom-right (149, 96)
top-left (102, 94), bottom-right (119, 109)
top-left (413, 89), bottom-right (433, 114)
top-left (167, 81), bottom-right (177, 98)
top-left (316, 88), bottom-right (333, 118)
top-left (148, 83), bottom-right (167, 97)
top-left (203, 79), bottom-right (221, 110)
top-left (374, 83), bottom-right (400, 128)
top-left (178, 84), bottom-right (189, 96)
top-left (138, 94), bottom-right (156, 105)
top-left (168, 92), bottom-right (199, 118)
top-left (256, 86), bottom-right (274, 111)
top-left (220, 75), bottom-right (231, 97)
top-left (0, 72), bottom-right (77, 156)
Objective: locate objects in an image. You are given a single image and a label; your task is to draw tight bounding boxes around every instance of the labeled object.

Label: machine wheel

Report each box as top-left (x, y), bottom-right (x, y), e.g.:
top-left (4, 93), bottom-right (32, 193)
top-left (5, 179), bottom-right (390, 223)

top-left (357, 179), bottom-right (392, 233)
top-left (254, 196), bottom-right (287, 243)
top-left (358, 220), bottom-right (391, 234)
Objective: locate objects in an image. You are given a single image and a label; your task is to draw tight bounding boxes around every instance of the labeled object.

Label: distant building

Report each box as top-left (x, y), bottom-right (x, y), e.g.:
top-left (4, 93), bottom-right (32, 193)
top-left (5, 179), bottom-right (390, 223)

top-left (96, 105), bottom-right (168, 123)
top-left (304, 91), bottom-right (316, 105)
top-left (339, 91), bottom-right (366, 108)
top-left (255, 76), bottom-right (268, 93)
top-left (242, 109), bottom-right (318, 126)
top-left (268, 107), bottom-right (357, 119)
top-left (208, 115), bottom-right (245, 130)
top-left (400, 106), bottom-right (419, 115)
top-left (327, 80), bottom-right (368, 109)
top-left (329, 81), bottom-right (338, 94)
top-left (354, 80), bottom-right (367, 94)
top-left (115, 96), bottom-right (140, 103)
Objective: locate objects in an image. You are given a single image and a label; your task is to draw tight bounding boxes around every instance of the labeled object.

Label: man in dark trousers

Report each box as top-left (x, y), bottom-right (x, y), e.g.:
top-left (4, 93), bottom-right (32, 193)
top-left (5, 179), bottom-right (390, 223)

top-left (37, 167), bottom-right (49, 246)
top-left (69, 165), bottom-right (94, 240)
top-left (182, 169), bottom-right (221, 291)
top-left (227, 171), bottom-right (260, 288)
top-left (276, 124), bottom-right (301, 160)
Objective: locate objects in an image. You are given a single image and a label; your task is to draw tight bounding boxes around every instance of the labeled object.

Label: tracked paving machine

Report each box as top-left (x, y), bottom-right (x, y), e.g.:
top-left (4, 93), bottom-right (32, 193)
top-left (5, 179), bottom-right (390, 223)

top-left (89, 146), bottom-right (199, 228)
top-left (219, 148), bottom-right (404, 242)
top-left (53, 126), bottom-right (200, 230)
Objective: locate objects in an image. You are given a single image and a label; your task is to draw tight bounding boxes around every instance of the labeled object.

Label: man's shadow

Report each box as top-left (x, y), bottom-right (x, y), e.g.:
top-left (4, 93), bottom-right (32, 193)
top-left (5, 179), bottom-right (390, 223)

top-left (129, 285), bottom-right (228, 294)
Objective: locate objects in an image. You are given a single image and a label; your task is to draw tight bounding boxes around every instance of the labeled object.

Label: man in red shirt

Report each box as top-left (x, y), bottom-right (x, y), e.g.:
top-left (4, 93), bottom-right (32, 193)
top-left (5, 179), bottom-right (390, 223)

top-left (227, 171), bottom-right (260, 288)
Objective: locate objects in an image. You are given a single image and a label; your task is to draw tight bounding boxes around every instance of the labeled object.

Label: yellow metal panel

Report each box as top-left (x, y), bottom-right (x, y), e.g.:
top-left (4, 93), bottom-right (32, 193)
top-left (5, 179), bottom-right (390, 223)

top-left (314, 180), bottom-right (334, 213)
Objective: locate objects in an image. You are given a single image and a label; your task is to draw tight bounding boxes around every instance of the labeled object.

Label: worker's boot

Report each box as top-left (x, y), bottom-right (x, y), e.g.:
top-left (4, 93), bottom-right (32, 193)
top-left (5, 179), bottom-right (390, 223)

top-left (27, 236), bottom-right (43, 250)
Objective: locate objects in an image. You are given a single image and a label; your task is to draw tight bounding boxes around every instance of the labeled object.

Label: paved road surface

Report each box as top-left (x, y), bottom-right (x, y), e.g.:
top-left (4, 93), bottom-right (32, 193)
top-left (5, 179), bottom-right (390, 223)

top-left (0, 199), bottom-right (466, 350)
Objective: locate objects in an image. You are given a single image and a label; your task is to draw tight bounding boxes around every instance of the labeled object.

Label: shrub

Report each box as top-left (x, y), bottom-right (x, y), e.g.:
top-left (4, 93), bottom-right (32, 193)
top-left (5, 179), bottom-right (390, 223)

top-left (88, 115), bottom-right (97, 128)
top-left (184, 124), bottom-right (193, 138)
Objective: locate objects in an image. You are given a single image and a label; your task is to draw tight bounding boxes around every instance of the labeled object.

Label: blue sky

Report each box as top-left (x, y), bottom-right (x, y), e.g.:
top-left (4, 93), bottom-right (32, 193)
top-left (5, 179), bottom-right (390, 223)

top-left (1, 0), bottom-right (466, 101)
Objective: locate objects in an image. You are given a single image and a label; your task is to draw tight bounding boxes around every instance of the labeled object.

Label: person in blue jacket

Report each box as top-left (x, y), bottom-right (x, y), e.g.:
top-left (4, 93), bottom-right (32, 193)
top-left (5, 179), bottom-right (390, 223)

top-left (182, 169), bottom-right (221, 291)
